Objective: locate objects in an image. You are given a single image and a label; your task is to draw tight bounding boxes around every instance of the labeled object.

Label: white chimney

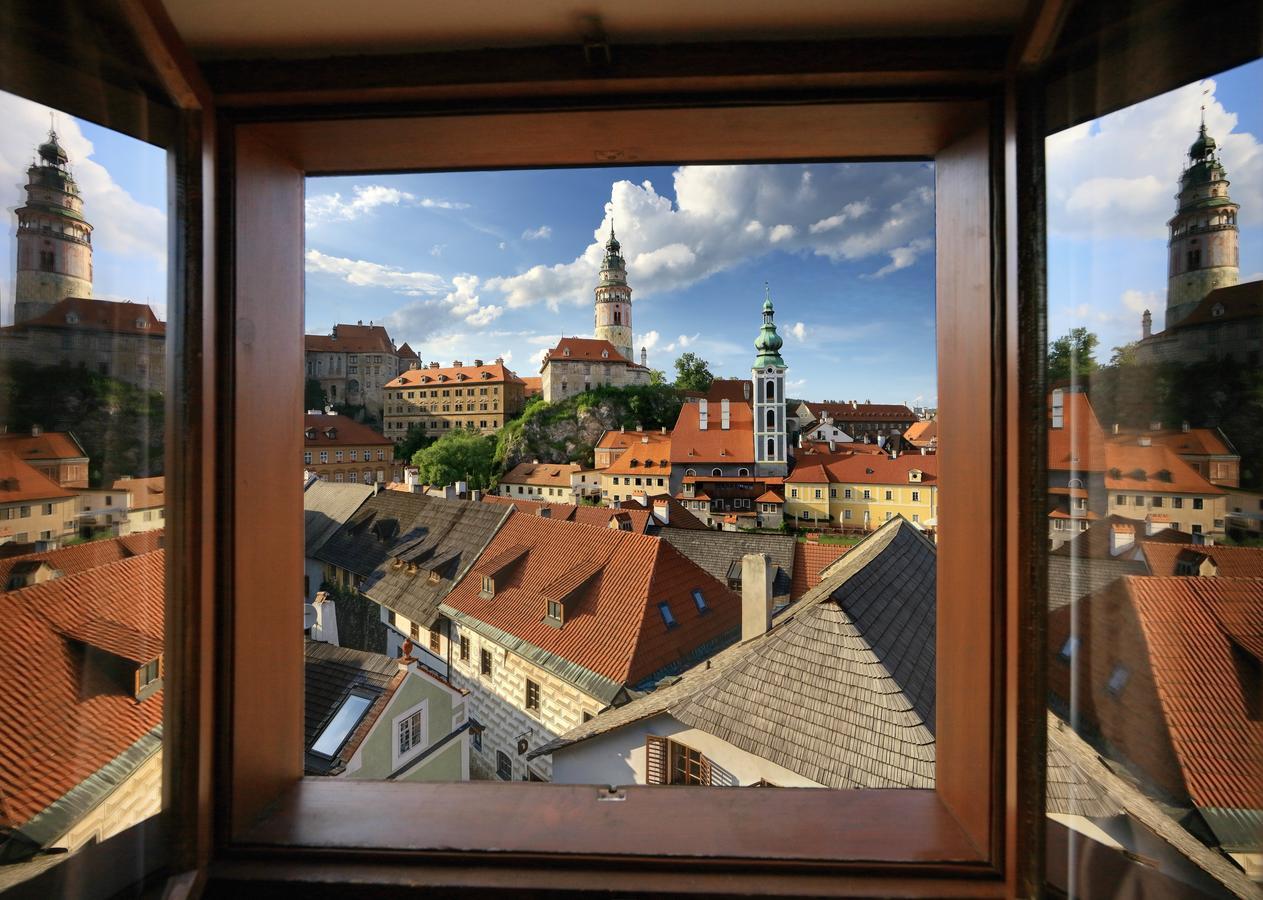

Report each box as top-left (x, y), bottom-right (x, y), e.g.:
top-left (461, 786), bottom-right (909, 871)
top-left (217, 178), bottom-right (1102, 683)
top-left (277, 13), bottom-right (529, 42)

top-left (1138, 436), bottom-right (1151, 447)
top-left (699, 399), bottom-right (709, 431)
top-left (1181, 421), bottom-right (1190, 433)
top-left (1112, 423), bottom-right (1120, 435)
top-left (653, 498), bottom-right (669, 525)
top-left (721, 399), bottom-right (731, 431)
top-left (311, 591), bottom-right (340, 646)
top-left (1109, 524), bottom-right (1135, 556)
top-left (1145, 517), bottom-right (1171, 536)
top-left (741, 553), bottom-right (774, 641)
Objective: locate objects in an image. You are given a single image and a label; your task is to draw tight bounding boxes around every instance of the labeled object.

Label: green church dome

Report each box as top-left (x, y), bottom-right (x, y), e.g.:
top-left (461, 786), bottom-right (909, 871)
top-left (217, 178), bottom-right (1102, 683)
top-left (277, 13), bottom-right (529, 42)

top-left (753, 285), bottom-right (786, 368)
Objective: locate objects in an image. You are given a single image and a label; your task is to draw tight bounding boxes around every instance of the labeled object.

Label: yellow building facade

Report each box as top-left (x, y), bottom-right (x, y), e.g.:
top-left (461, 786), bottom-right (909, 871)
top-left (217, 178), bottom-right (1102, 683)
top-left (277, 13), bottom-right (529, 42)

top-left (383, 360), bottom-right (525, 441)
top-left (784, 454), bottom-right (939, 533)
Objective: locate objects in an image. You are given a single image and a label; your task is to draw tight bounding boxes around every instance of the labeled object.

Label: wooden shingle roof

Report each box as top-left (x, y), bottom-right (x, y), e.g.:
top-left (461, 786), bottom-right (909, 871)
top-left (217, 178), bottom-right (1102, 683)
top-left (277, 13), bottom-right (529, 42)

top-left (537, 517), bottom-right (937, 789)
top-left (658, 529), bottom-right (796, 605)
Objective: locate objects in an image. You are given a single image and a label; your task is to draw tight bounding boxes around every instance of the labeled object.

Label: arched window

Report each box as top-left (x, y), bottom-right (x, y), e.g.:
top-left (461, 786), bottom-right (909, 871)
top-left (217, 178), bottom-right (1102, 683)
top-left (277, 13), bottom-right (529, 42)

top-left (766, 438), bottom-right (775, 457)
top-left (766, 409), bottom-right (775, 428)
top-left (711, 468), bottom-right (723, 477)
top-left (737, 468), bottom-right (750, 477)
top-left (765, 380), bottom-right (775, 400)
top-left (685, 468), bottom-right (696, 477)
top-left (1068, 478), bottom-right (1084, 489)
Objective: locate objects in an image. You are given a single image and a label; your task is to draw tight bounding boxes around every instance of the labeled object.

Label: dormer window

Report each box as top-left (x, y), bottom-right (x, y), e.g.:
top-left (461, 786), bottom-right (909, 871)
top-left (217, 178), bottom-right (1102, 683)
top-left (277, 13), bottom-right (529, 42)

top-left (136, 317), bottom-right (149, 329)
top-left (305, 428), bottom-right (316, 439)
top-left (1212, 302), bottom-right (1225, 317)
top-left (546, 598), bottom-right (563, 624)
top-left (481, 575), bottom-right (494, 597)
top-left (324, 428), bottom-right (337, 439)
top-left (66, 312), bottom-right (79, 324)
top-left (135, 654), bottom-right (163, 699)
top-left (563, 347), bottom-right (571, 357)
top-left (601, 349), bottom-right (608, 359)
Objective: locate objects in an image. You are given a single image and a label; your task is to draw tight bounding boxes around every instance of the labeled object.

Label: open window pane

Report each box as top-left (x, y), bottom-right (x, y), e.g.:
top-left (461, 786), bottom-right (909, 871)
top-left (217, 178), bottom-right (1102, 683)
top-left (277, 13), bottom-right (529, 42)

top-left (301, 161), bottom-right (943, 789)
top-left (1044, 59), bottom-right (1262, 893)
top-left (0, 90), bottom-right (167, 892)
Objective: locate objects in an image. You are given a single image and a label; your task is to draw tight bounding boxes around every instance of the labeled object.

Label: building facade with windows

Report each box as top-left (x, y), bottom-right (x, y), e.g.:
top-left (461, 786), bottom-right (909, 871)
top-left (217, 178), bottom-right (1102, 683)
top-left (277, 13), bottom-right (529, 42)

top-left (303, 413), bottom-right (397, 485)
top-left (498, 462), bottom-right (587, 504)
top-left (599, 438), bottom-right (672, 506)
top-left (784, 453), bottom-right (939, 534)
top-left (0, 451), bottom-right (78, 546)
top-left (439, 512), bottom-right (742, 781)
top-left (382, 359), bottom-right (525, 441)
top-left (0, 428), bottom-right (89, 489)
top-left (304, 322), bottom-right (411, 416)
top-left (793, 400), bottom-right (917, 439)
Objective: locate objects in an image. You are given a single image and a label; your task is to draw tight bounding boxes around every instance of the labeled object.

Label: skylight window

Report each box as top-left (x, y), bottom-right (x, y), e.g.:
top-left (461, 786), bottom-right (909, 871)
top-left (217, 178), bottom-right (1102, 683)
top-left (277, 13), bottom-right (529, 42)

top-left (692, 589), bottom-right (708, 613)
top-left (1106, 664), bottom-right (1130, 696)
top-left (310, 692), bottom-right (373, 757)
top-left (658, 602), bottom-right (677, 629)
top-left (1058, 636), bottom-right (1078, 661)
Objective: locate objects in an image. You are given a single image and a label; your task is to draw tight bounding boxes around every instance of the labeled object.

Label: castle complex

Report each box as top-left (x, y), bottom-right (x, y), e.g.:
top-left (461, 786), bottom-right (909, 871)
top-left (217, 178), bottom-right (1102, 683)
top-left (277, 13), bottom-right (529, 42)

top-left (540, 225), bottom-right (651, 402)
top-left (1135, 120), bottom-right (1260, 366)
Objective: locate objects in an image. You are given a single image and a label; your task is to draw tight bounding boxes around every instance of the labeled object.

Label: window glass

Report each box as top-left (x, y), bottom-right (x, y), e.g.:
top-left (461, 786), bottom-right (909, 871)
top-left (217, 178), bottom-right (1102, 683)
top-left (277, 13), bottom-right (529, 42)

top-left (301, 160), bottom-right (938, 791)
top-left (1044, 59), bottom-right (1262, 882)
top-left (0, 90), bottom-right (168, 888)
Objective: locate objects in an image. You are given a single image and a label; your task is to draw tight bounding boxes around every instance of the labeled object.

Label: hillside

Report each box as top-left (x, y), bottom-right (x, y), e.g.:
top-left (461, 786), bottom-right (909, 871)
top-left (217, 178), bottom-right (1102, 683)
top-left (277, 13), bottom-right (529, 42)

top-left (495, 384), bottom-right (683, 472)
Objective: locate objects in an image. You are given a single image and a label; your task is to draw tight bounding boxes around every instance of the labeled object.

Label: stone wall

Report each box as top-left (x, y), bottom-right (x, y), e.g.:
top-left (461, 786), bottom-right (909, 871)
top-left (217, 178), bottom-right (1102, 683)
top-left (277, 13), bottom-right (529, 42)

top-left (541, 359), bottom-right (651, 403)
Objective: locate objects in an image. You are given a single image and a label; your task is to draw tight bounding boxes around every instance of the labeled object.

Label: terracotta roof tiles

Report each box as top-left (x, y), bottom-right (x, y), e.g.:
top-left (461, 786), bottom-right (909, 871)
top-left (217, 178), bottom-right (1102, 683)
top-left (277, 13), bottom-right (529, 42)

top-left (304, 323), bottom-right (396, 354)
top-left (786, 453), bottom-right (938, 485)
top-left (443, 514), bottom-right (740, 687)
top-left (1103, 443), bottom-right (1224, 495)
top-left (669, 400), bottom-right (754, 465)
top-left (0, 431), bottom-right (87, 463)
top-left (386, 362), bottom-right (521, 387)
top-left (304, 414), bottom-right (393, 448)
top-left (791, 542), bottom-right (852, 600)
top-left (10, 297), bottom-right (165, 337)
top-left (1139, 542), bottom-right (1263, 579)
top-left (543, 337), bottom-right (640, 367)
top-left (603, 438), bottom-right (672, 476)
top-left (0, 530), bottom-right (163, 591)
top-left (1047, 391), bottom-right (1107, 473)
top-left (111, 475), bottom-right (166, 510)
top-left (0, 451), bottom-right (75, 504)
top-left (500, 462), bottom-right (582, 487)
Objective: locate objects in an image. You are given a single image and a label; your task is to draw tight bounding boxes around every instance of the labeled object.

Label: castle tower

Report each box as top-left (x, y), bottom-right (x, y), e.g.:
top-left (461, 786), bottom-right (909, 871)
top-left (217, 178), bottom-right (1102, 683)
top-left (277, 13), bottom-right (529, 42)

top-left (14, 129), bottom-right (94, 324)
top-left (593, 223), bottom-right (634, 363)
top-left (1165, 119), bottom-right (1238, 328)
top-left (752, 285), bottom-right (788, 477)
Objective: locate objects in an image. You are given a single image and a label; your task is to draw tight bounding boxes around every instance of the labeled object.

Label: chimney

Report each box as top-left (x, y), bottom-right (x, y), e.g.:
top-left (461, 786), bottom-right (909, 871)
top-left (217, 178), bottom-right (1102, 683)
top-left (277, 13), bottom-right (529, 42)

top-left (398, 639), bottom-right (416, 672)
top-left (1109, 523), bottom-right (1135, 556)
top-left (620, 425), bottom-right (625, 433)
top-left (641, 436), bottom-right (649, 444)
top-left (661, 426), bottom-right (667, 434)
top-left (471, 489), bottom-right (482, 502)
top-left (1181, 421), bottom-right (1190, 433)
top-left (635, 422), bottom-right (643, 432)
top-left (452, 360), bottom-right (463, 368)
top-left (1112, 423), bottom-right (1120, 435)
top-left (1138, 436), bottom-right (1151, 447)
top-left (828, 440), bottom-right (836, 453)
top-left (429, 361), bottom-right (439, 369)
top-left (1142, 309), bottom-right (1152, 339)
top-left (741, 553), bottom-right (774, 641)
top-left (474, 358), bottom-right (484, 367)
top-left (653, 498), bottom-right (669, 524)
top-left (495, 356), bottom-right (504, 365)
top-left (721, 399), bottom-right (731, 430)
top-left (699, 399), bottom-right (709, 430)
top-left (30, 424), bottom-right (42, 437)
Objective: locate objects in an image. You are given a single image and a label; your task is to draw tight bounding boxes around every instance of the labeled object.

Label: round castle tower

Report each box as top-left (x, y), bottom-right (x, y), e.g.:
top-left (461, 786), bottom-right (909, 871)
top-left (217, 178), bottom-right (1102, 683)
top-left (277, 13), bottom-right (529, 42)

top-left (14, 129), bottom-right (94, 324)
top-left (593, 223), bottom-right (634, 363)
top-left (1165, 120), bottom-right (1239, 328)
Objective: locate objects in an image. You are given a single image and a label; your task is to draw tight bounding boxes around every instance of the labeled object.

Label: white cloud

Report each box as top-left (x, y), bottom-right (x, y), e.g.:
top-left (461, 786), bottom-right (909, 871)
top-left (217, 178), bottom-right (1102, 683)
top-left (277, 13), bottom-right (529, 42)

top-left (639, 330), bottom-right (661, 353)
top-left (789, 321), bottom-right (806, 341)
top-left (430, 244), bottom-right (445, 257)
top-left (305, 184), bottom-right (469, 225)
top-left (305, 249), bottom-right (447, 295)
top-left (865, 237), bottom-right (934, 279)
top-left (1121, 288), bottom-right (1159, 313)
top-left (465, 304), bottom-right (502, 326)
top-left (1047, 77), bottom-right (1263, 239)
top-left (522, 225), bottom-right (552, 240)
top-left (0, 95), bottom-right (166, 268)
top-left (498, 241), bottom-right (507, 250)
top-left (484, 163), bottom-right (934, 311)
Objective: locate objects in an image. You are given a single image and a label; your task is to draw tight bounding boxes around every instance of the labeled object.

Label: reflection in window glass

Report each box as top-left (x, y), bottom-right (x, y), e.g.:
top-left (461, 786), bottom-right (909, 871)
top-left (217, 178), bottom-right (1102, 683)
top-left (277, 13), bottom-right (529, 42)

top-left (1045, 60), bottom-right (1262, 886)
top-left (0, 91), bottom-right (167, 888)
top-left (301, 162), bottom-right (941, 789)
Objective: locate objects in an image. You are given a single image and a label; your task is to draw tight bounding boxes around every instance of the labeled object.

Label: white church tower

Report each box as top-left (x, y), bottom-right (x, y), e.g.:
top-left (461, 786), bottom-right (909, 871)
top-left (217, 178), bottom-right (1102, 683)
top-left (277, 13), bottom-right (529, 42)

top-left (752, 285), bottom-right (788, 477)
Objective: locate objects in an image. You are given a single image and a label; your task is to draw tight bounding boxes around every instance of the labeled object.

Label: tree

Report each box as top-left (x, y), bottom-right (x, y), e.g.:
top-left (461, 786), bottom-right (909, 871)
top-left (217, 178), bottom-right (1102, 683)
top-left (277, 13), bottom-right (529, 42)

top-left (648, 368), bottom-right (667, 386)
top-left (411, 429), bottom-right (497, 490)
top-left (1108, 341), bottom-right (1138, 367)
top-left (1047, 327), bottom-right (1099, 384)
top-left (395, 424), bottom-right (433, 462)
top-left (673, 352), bottom-right (714, 393)
top-left (304, 377), bottom-right (328, 411)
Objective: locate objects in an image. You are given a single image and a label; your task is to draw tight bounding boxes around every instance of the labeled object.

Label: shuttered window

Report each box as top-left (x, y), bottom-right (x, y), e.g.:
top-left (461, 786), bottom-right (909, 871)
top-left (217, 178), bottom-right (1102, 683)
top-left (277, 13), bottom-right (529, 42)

top-left (645, 735), bottom-right (712, 786)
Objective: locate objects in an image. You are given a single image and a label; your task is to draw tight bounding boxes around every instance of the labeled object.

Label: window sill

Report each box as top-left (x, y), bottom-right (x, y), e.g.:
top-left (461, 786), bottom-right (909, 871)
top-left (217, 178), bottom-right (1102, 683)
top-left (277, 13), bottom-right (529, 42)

top-left (235, 780), bottom-right (992, 875)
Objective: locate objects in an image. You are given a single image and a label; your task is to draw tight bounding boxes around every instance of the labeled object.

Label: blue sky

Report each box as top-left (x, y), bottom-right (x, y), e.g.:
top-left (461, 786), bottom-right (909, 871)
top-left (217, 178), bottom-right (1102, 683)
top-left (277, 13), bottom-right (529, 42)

top-left (304, 162), bottom-right (938, 406)
top-left (2, 56), bottom-right (1257, 399)
top-left (1046, 58), bottom-right (1262, 355)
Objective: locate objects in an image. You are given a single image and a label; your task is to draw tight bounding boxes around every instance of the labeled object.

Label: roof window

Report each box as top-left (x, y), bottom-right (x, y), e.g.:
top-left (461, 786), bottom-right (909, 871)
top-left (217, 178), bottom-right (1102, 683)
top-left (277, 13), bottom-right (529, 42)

top-left (310, 690), bottom-right (374, 758)
top-left (1106, 664), bottom-right (1130, 696)
top-left (658, 602), bottom-right (678, 629)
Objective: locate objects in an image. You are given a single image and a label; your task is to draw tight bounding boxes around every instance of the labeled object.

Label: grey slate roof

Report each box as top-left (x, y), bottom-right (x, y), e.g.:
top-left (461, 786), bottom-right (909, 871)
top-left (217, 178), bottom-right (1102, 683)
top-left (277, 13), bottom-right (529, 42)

top-left (659, 529), bottom-right (797, 605)
top-left (316, 491), bottom-right (510, 626)
top-left (304, 639), bottom-right (399, 775)
top-left (304, 479), bottom-right (374, 558)
top-left (1046, 555), bottom-right (1147, 611)
top-left (535, 517), bottom-right (937, 789)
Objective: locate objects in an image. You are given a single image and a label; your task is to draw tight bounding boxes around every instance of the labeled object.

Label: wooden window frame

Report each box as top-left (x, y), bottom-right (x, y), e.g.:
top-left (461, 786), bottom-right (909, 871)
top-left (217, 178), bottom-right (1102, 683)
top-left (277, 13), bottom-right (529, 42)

top-left (202, 95), bottom-right (1030, 894)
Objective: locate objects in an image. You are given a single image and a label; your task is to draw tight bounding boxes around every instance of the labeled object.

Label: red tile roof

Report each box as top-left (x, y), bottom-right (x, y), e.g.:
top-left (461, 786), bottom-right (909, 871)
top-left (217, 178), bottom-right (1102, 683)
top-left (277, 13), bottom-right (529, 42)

top-left (0, 531), bottom-right (163, 590)
top-left (806, 401), bottom-right (915, 422)
top-left (444, 515), bottom-right (739, 685)
top-left (500, 462), bottom-right (582, 487)
top-left (791, 542), bottom-right (851, 600)
top-left (386, 362), bottom-right (521, 387)
top-left (520, 376), bottom-right (543, 397)
top-left (902, 420), bottom-right (938, 446)
top-left (603, 438), bottom-right (672, 476)
top-left (1103, 443), bottom-right (1224, 495)
top-left (111, 475), bottom-right (166, 510)
top-left (595, 429), bottom-right (671, 452)
top-left (786, 453), bottom-right (939, 485)
top-left (543, 337), bottom-right (640, 367)
top-left (1110, 428), bottom-right (1236, 458)
top-left (1049, 515), bottom-right (1193, 559)
top-left (1139, 542), bottom-right (1263, 579)
top-left (0, 431), bottom-right (87, 462)
top-left (670, 400), bottom-right (754, 465)
top-left (481, 495), bottom-right (655, 533)
top-left (8, 297), bottom-right (165, 337)
top-left (0, 551), bottom-right (164, 830)
top-left (706, 379), bottom-right (752, 403)
top-left (304, 323), bottom-right (396, 354)
top-left (304, 414), bottom-right (392, 448)
top-left (616, 495), bottom-right (710, 530)
top-left (1166, 280), bottom-right (1261, 331)
top-left (1048, 391), bottom-right (1107, 473)
top-left (0, 451), bottom-right (75, 504)
top-left (396, 342), bottom-right (420, 360)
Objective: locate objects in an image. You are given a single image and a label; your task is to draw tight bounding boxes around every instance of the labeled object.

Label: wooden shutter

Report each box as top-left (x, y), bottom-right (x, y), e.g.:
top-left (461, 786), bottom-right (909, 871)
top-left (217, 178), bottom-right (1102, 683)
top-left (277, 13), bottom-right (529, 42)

top-left (700, 752), bottom-right (713, 787)
top-left (645, 735), bottom-right (667, 785)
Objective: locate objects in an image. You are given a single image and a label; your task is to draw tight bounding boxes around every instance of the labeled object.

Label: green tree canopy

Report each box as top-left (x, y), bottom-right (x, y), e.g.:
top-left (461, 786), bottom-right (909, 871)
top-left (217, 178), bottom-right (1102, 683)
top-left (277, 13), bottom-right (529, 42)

top-left (411, 429), bottom-right (497, 490)
top-left (648, 368), bottom-right (668, 386)
top-left (394, 424), bottom-right (433, 461)
top-left (673, 352), bottom-right (714, 393)
top-left (304, 377), bottom-right (328, 411)
top-left (1048, 327), bottom-right (1099, 384)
